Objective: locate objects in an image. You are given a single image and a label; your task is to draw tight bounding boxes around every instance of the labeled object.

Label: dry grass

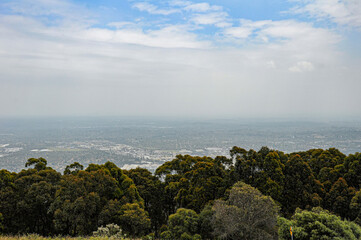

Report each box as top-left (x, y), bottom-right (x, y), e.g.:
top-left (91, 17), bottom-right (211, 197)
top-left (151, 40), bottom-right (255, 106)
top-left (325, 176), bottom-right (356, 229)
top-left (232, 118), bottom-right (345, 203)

top-left (0, 235), bottom-right (140, 240)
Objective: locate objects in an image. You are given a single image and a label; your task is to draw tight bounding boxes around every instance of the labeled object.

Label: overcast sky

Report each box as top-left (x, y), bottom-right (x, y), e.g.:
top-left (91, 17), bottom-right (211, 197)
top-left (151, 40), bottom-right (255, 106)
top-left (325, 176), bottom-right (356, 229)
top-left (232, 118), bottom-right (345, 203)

top-left (0, 0), bottom-right (360, 119)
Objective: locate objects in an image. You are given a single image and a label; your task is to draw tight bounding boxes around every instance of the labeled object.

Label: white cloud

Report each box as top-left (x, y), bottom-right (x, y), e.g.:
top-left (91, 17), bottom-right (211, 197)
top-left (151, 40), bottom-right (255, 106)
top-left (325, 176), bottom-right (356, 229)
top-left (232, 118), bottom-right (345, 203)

top-left (184, 3), bottom-right (222, 12)
top-left (0, 14), bottom-right (209, 49)
top-left (223, 27), bottom-right (253, 39)
top-left (80, 25), bottom-right (210, 49)
top-left (131, 1), bottom-right (230, 28)
top-left (170, 0), bottom-right (223, 12)
top-left (169, 0), bottom-right (192, 7)
top-left (222, 19), bottom-right (270, 40)
top-left (288, 61), bottom-right (315, 72)
top-left (291, 0), bottom-right (361, 28)
top-left (107, 22), bottom-right (137, 29)
top-left (220, 19), bottom-right (341, 78)
top-left (191, 12), bottom-right (230, 27)
top-left (260, 20), bottom-right (339, 42)
top-left (239, 19), bottom-right (272, 29)
top-left (0, 0), bottom-right (360, 118)
top-left (223, 19), bottom-right (341, 50)
top-left (133, 2), bottom-right (180, 15)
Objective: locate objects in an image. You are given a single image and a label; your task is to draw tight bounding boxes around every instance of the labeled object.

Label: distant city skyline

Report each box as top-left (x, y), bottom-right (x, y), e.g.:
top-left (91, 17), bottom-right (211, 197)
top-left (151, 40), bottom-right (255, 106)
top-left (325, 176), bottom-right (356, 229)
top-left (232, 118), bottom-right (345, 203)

top-left (0, 0), bottom-right (361, 118)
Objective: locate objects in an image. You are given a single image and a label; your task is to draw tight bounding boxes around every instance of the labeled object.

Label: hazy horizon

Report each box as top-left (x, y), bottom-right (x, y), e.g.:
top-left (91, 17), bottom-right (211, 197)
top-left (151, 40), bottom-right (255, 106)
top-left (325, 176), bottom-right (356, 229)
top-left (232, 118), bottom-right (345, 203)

top-left (2, 115), bottom-right (361, 123)
top-left (2, 117), bottom-right (361, 173)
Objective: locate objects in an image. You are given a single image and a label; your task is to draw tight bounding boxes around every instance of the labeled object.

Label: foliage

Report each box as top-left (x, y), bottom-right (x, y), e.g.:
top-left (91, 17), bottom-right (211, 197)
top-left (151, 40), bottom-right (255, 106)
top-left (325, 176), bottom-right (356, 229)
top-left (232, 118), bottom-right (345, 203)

top-left (212, 181), bottom-right (279, 240)
top-left (117, 203), bottom-right (151, 237)
top-left (282, 154), bottom-right (324, 216)
top-left (86, 162), bottom-right (143, 205)
top-left (325, 177), bottom-right (355, 218)
top-left (0, 169), bottom-right (16, 233)
top-left (162, 208), bottom-right (200, 240)
top-left (25, 158), bottom-right (48, 171)
top-left (155, 155), bottom-right (234, 213)
top-left (12, 167), bottom-right (60, 234)
top-left (231, 147), bottom-right (352, 216)
top-left (344, 153), bottom-right (361, 188)
top-left (278, 207), bottom-right (361, 240)
top-left (350, 190), bottom-right (361, 225)
top-left (0, 158), bottom-right (147, 236)
top-left (2, 147), bottom-right (361, 238)
top-left (0, 212), bottom-right (3, 231)
top-left (123, 167), bottom-right (167, 233)
top-left (64, 162), bottom-right (84, 175)
top-left (49, 170), bottom-right (115, 235)
top-left (198, 205), bottom-right (214, 240)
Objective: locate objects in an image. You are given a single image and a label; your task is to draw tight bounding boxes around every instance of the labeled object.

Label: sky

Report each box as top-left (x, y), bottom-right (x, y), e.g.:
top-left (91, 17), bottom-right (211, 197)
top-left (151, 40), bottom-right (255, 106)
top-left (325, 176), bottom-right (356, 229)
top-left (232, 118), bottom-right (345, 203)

top-left (0, 0), bottom-right (361, 119)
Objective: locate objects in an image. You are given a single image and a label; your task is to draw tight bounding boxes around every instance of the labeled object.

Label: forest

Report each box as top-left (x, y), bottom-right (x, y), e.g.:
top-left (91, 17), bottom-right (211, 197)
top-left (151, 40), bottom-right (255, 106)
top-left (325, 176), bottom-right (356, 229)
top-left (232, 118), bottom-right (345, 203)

top-left (1, 146), bottom-right (361, 239)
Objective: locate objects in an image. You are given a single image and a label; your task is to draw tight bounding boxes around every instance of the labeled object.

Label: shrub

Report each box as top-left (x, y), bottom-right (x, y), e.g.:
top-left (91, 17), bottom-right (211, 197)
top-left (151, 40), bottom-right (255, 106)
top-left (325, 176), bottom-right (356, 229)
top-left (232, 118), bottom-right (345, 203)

top-left (278, 207), bottom-right (361, 240)
top-left (93, 223), bottom-right (125, 238)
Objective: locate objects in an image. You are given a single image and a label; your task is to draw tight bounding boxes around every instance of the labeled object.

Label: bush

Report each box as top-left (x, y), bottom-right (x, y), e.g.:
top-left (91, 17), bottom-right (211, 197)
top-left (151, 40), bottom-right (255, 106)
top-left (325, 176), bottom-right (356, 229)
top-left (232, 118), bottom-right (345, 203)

top-left (142, 232), bottom-right (155, 240)
top-left (180, 232), bottom-right (193, 240)
top-left (192, 234), bottom-right (202, 240)
top-left (93, 223), bottom-right (125, 238)
top-left (278, 207), bottom-right (361, 240)
top-left (160, 230), bottom-right (173, 240)
top-left (167, 208), bottom-right (199, 239)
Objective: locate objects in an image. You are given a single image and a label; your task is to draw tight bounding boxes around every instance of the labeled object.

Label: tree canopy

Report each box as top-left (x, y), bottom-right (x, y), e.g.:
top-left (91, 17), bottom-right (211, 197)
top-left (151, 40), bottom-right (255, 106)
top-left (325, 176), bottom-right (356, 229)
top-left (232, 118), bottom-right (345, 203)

top-left (1, 147), bottom-right (361, 239)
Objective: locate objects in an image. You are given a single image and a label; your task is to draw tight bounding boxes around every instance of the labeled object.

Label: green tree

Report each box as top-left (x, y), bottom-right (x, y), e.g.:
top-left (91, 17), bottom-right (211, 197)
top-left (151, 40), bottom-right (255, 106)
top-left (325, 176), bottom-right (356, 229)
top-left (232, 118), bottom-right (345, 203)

top-left (11, 166), bottom-right (61, 235)
top-left (86, 162), bottom-right (143, 205)
top-left (282, 154), bottom-right (323, 216)
top-left (49, 170), bottom-right (117, 235)
top-left (198, 205), bottom-right (214, 240)
top-left (304, 148), bottom-right (345, 177)
top-left (344, 152), bottom-right (361, 188)
top-left (0, 212), bottom-right (3, 232)
top-left (22, 181), bottom-right (58, 234)
top-left (99, 200), bottom-right (151, 237)
top-left (318, 167), bottom-right (341, 192)
top-left (50, 162), bottom-right (145, 236)
top-left (118, 203), bottom-right (151, 237)
top-left (350, 190), bottom-right (361, 225)
top-left (325, 177), bottom-right (355, 218)
top-left (25, 157), bottom-right (48, 171)
top-left (156, 155), bottom-right (232, 213)
top-left (256, 151), bottom-right (285, 202)
top-left (278, 207), bottom-right (361, 240)
top-left (124, 167), bottom-right (167, 233)
top-left (0, 169), bottom-right (16, 233)
top-left (98, 199), bottom-right (123, 226)
top-left (64, 162), bottom-right (84, 175)
top-left (232, 147), bottom-right (259, 185)
top-left (164, 208), bottom-right (200, 240)
top-left (232, 147), bottom-right (287, 204)
top-left (212, 181), bottom-right (279, 240)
